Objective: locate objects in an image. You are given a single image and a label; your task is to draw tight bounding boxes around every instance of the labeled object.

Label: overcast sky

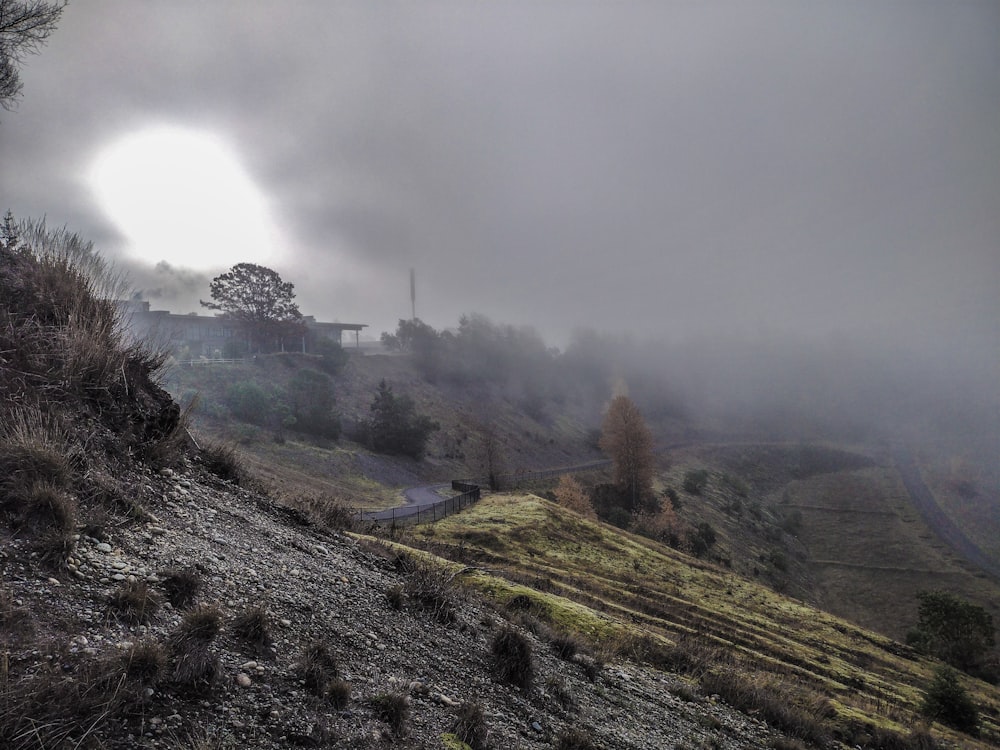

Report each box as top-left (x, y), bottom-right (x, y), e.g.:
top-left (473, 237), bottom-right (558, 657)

top-left (1, 1), bottom-right (997, 357)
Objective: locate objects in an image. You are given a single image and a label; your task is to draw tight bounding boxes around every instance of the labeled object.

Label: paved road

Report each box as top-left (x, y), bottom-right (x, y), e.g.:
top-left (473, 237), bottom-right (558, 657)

top-left (368, 483), bottom-right (452, 521)
top-left (367, 458), bottom-right (612, 522)
top-left (893, 446), bottom-right (1000, 580)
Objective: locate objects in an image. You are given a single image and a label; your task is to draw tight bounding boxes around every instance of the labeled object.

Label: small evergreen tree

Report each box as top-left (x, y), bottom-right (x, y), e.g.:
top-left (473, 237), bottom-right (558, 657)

top-left (362, 380), bottom-right (438, 459)
top-left (921, 666), bottom-right (979, 735)
top-left (907, 591), bottom-right (995, 673)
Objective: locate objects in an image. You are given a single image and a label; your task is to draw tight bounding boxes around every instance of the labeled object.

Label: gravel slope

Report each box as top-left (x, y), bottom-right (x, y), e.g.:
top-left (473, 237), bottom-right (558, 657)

top-left (1, 461), bottom-right (787, 749)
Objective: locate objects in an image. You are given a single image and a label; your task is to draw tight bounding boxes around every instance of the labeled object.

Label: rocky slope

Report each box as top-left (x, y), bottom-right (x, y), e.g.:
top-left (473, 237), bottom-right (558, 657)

top-left (2, 461), bottom-right (789, 749)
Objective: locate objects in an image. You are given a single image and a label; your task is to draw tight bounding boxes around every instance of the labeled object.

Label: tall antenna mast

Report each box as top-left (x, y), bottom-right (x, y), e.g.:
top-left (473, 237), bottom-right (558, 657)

top-left (410, 268), bottom-right (416, 321)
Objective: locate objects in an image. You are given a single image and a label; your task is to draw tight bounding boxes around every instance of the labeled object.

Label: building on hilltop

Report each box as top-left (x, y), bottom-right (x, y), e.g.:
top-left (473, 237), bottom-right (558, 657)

top-left (120, 300), bottom-right (367, 358)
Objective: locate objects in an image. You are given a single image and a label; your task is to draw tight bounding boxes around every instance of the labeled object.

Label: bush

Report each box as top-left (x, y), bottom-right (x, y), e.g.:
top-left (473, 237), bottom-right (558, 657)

top-left (699, 668), bottom-right (830, 745)
top-left (921, 666), bottom-right (979, 735)
top-left (491, 627), bottom-right (533, 691)
top-left (326, 679), bottom-right (352, 709)
top-left (199, 440), bottom-right (252, 486)
top-left (555, 728), bottom-right (596, 749)
top-left (682, 469), bottom-right (709, 495)
top-left (287, 367), bottom-right (341, 438)
top-left (687, 522), bottom-right (717, 558)
top-left (108, 580), bottom-right (160, 624)
top-left (907, 591), bottom-right (995, 673)
top-left (224, 380), bottom-right (273, 425)
top-left (298, 641), bottom-right (339, 696)
top-left (403, 562), bottom-right (459, 623)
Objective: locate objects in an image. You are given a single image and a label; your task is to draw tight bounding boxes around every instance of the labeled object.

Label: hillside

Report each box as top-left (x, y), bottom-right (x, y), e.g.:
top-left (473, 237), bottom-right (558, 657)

top-left (3, 234), bottom-right (1000, 749)
top-left (164, 353), bottom-right (1000, 648)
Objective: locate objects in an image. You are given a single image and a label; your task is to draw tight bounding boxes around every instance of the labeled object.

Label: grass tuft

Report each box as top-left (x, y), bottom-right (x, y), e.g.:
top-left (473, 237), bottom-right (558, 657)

top-left (159, 567), bottom-right (203, 609)
top-left (491, 626), bottom-right (533, 691)
top-left (452, 700), bottom-right (489, 750)
top-left (107, 580), bottom-right (160, 625)
top-left (232, 605), bottom-right (273, 653)
top-left (370, 691), bottom-right (410, 736)
top-left (168, 604), bottom-right (222, 691)
top-left (298, 641), bottom-right (339, 696)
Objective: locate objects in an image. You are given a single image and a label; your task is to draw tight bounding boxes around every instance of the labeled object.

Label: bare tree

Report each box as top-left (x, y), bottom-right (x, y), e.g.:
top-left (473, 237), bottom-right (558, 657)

top-left (0, 1), bottom-right (66, 110)
top-left (599, 395), bottom-right (655, 511)
top-left (472, 418), bottom-right (506, 491)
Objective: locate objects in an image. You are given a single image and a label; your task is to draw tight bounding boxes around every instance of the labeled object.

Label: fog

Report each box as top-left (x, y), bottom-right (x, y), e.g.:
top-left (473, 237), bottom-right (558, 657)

top-left (1, 2), bottom-right (997, 451)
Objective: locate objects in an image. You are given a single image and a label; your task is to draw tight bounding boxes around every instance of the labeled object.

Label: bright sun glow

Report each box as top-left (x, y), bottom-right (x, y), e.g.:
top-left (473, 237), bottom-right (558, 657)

top-left (88, 126), bottom-right (287, 270)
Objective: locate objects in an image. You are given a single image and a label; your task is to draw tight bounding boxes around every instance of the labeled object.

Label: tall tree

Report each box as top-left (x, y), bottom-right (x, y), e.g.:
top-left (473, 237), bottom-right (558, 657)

top-left (201, 263), bottom-right (304, 353)
top-left (599, 395), bottom-right (655, 511)
top-left (907, 591), bottom-right (995, 673)
top-left (1, 1), bottom-right (66, 110)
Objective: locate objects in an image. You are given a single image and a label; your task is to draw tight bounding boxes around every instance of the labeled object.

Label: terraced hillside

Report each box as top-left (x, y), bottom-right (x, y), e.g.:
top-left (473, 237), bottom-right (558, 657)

top-left (398, 492), bottom-right (1000, 747)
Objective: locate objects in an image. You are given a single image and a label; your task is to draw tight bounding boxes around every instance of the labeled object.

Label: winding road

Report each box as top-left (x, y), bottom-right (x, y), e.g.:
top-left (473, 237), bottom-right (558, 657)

top-left (367, 459), bottom-right (612, 522)
top-left (893, 446), bottom-right (1000, 580)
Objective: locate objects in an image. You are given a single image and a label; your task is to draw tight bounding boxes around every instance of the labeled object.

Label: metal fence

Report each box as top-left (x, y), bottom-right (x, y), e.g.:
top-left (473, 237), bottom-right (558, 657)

top-left (354, 460), bottom-right (610, 529)
top-left (355, 485), bottom-right (481, 527)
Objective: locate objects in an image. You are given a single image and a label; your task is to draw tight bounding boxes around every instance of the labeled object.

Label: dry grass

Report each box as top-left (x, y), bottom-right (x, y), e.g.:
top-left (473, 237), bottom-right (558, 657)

top-left (369, 691), bottom-right (410, 736)
top-left (491, 626), bottom-right (534, 691)
top-left (168, 604), bottom-right (222, 691)
top-left (107, 580), bottom-right (161, 625)
top-left (159, 567), bottom-right (203, 609)
top-left (232, 606), bottom-right (273, 654)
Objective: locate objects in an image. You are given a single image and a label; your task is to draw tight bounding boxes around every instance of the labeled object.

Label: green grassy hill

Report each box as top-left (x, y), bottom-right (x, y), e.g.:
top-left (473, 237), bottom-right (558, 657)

top-left (394, 492), bottom-right (1000, 747)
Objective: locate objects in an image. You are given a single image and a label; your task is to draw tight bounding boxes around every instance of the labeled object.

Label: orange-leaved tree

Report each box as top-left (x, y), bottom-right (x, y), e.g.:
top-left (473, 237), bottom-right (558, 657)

top-left (599, 395), bottom-right (654, 512)
top-left (553, 474), bottom-right (595, 519)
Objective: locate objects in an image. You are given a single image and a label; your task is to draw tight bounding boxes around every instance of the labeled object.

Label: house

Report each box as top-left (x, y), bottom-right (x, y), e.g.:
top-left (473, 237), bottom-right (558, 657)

top-left (120, 300), bottom-right (367, 358)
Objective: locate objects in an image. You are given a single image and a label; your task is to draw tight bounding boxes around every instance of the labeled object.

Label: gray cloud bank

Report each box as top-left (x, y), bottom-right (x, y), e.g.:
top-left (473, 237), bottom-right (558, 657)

top-left (1, 2), bottom-right (997, 377)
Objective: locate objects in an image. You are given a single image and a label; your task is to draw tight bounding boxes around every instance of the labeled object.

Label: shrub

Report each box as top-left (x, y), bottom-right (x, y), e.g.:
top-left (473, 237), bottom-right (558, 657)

top-left (225, 380), bottom-right (273, 425)
top-left (199, 441), bottom-right (251, 486)
top-left (452, 700), bottom-right (489, 750)
top-left (108, 580), bottom-right (160, 624)
top-left (920, 666), bottom-right (979, 735)
top-left (124, 640), bottom-right (167, 686)
top-left (682, 469), bottom-right (710, 495)
top-left (159, 567), bottom-right (203, 609)
top-left (287, 367), bottom-right (341, 439)
top-left (699, 668), bottom-right (829, 745)
top-left (907, 591), bottom-right (995, 673)
top-left (687, 521), bottom-right (717, 558)
top-left (360, 380), bottom-right (439, 459)
top-left (491, 627), bottom-right (533, 691)
top-left (294, 493), bottom-right (356, 531)
top-left (370, 691), bottom-right (410, 736)
top-left (404, 562), bottom-right (458, 623)
top-left (551, 632), bottom-right (582, 661)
